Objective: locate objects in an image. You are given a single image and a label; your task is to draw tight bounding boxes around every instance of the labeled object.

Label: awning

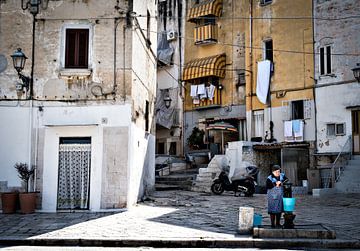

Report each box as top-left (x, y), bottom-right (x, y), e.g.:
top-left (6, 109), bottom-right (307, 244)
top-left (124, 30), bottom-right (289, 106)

top-left (187, 0), bottom-right (223, 22)
top-left (182, 54), bottom-right (226, 81)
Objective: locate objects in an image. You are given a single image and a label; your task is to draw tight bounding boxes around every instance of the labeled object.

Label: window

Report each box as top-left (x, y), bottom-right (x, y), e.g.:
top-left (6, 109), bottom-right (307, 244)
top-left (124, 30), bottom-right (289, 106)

top-left (260, 0), bottom-right (272, 6)
top-left (65, 29), bottom-right (89, 68)
top-left (319, 45), bottom-right (332, 75)
top-left (145, 100), bottom-right (150, 131)
top-left (264, 39), bottom-right (273, 62)
top-left (253, 110), bottom-right (264, 138)
top-left (327, 123), bottom-right (345, 136)
top-left (292, 100), bottom-right (304, 120)
top-left (237, 72), bottom-right (246, 86)
top-left (282, 99), bottom-right (311, 120)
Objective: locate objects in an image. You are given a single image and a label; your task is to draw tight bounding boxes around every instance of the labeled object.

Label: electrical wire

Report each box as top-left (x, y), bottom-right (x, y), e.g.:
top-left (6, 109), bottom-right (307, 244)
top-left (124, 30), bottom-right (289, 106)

top-left (141, 27), bottom-right (360, 57)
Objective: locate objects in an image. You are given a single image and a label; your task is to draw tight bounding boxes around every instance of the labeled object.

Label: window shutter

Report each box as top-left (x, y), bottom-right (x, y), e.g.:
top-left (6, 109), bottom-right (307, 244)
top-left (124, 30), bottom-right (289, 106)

top-left (282, 100), bottom-right (291, 121)
top-left (303, 99), bottom-right (312, 119)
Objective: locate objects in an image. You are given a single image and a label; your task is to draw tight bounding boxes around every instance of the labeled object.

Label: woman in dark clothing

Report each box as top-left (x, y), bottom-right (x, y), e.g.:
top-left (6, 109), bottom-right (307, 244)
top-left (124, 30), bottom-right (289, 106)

top-left (266, 165), bottom-right (289, 228)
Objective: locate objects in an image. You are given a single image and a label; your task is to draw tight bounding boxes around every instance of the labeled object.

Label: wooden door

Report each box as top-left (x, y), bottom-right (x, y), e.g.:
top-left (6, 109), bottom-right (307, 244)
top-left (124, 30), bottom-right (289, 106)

top-left (353, 110), bottom-right (360, 155)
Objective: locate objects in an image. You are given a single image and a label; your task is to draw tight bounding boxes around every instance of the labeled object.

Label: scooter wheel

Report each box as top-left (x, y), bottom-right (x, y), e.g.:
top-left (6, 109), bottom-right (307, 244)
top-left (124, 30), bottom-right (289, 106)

top-left (244, 183), bottom-right (255, 197)
top-left (211, 181), bottom-right (224, 195)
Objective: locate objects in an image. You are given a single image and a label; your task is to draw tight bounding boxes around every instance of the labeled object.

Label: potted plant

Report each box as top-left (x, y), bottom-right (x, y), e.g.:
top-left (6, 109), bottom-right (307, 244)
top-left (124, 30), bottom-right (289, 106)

top-left (14, 163), bottom-right (37, 214)
top-left (1, 190), bottom-right (18, 214)
top-left (186, 127), bottom-right (205, 150)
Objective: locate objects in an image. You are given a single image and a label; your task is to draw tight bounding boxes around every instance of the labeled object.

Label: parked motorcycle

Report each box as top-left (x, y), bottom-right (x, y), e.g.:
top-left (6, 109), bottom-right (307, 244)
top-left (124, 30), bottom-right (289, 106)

top-left (211, 165), bottom-right (258, 197)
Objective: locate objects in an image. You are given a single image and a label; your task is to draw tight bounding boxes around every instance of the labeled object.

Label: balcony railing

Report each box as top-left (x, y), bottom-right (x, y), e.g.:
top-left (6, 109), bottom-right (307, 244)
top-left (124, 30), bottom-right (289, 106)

top-left (194, 24), bottom-right (218, 45)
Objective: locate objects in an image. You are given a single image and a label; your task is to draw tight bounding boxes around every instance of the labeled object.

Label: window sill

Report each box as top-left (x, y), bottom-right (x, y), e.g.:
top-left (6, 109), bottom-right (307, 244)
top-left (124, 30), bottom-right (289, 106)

top-left (59, 68), bottom-right (92, 77)
top-left (319, 74), bottom-right (336, 79)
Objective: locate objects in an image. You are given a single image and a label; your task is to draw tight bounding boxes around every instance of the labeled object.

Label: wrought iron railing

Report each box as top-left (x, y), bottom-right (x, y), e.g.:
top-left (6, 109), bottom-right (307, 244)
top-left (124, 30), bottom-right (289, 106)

top-left (322, 135), bottom-right (352, 188)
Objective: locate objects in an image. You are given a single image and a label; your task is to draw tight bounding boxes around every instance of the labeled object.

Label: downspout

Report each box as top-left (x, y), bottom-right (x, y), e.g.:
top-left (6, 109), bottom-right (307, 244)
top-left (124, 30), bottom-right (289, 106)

top-left (123, 24), bottom-right (126, 101)
top-left (29, 16), bottom-right (36, 192)
top-left (113, 18), bottom-right (120, 99)
top-left (177, 0), bottom-right (185, 155)
top-left (248, 0), bottom-right (253, 140)
top-left (312, 0), bottom-right (318, 154)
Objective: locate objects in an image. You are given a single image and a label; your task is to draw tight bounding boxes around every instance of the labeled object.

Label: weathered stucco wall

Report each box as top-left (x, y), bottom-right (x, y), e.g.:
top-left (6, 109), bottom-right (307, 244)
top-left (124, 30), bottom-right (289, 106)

top-left (245, 0), bottom-right (315, 140)
top-left (0, 0), bottom-right (157, 211)
top-left (184, 0), bottom-right (247, 111)
top-left (314, 0), bottom-right (360, 154)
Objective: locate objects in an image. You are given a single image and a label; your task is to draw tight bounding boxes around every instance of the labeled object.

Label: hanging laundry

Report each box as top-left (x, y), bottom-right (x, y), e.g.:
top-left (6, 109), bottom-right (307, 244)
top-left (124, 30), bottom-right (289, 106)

top-left (284, 120), bottom-right (293, 137)
top-left (197, 84), bottom-right (206, 95)
top-left (190, 85), bottom-right (198, 97)
top-left (292, 120), bottom-right (301, 133)
top-left (256, 60), bottom-right (271, 104)
top-left (207, 84), bottom-right (216, 100)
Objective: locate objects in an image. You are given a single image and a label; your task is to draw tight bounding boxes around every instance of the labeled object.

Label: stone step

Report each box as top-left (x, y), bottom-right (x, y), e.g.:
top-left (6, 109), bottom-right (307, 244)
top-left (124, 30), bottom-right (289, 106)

top-left (348, 159), bottom-right (360, 166)
top-left (156, 175), bottom-right (195, 182)
top-left (170, 168), bottom-right (199, 175)
top-left (155, 184), bottom-right (182, 191)
top-left (353, 155), bottom-right (360, 160)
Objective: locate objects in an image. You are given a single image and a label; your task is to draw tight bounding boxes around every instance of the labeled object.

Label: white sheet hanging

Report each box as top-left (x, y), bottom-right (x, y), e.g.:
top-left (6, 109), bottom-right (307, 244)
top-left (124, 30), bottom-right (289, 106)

top-left (197, 84), bottom-right (206, 95)
top-left (190, 85), bottom-right (198, 97)
top-left (207, 84), bottom-right (216, 100)
top-left (284, 120), bottom-right (293, 137)
top-left (256, 60), bottom-right (271, 104)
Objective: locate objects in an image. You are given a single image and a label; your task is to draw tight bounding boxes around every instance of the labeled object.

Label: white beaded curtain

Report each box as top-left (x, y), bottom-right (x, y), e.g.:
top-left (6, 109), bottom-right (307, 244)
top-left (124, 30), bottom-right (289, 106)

top-left (57, 144), bottom-right (91, 210)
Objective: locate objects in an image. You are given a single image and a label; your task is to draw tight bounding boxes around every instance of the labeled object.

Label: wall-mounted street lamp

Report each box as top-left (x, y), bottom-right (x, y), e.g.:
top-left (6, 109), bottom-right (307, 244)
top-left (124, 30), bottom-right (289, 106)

top-left (21, 0), bottom-right (48, 16)
top-left (11, 48), bottom-right (30, 94)
top-left (164, 93), bottom-right (172, 109)
top-left (352, 63), bottom-right (360, 83)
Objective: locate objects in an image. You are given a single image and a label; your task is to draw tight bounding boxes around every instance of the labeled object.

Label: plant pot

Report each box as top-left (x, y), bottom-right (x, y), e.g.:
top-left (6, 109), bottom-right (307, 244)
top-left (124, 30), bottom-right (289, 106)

top-left (19, 192), bottom-right (37, 214)
top-left (1, 192), bottom-right (18, 214)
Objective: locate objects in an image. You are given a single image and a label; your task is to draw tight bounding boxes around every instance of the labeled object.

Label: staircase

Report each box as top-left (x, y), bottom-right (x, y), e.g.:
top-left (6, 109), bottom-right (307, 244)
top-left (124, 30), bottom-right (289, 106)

top-left (155, 165), bottom-right (203, 191)
top-left (335, 155), bottom-right (360, 193)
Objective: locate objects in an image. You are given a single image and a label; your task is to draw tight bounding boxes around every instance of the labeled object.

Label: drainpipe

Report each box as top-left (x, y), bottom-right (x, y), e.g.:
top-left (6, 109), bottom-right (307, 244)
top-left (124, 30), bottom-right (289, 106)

top-left (248, 0), bottom-right (253, 140)
top-left (312, 0), bottom-right (318, 154)
top-left (113, 18), bottom-right (120, 98)
top-left (29, 15), bottom-right (36, 192)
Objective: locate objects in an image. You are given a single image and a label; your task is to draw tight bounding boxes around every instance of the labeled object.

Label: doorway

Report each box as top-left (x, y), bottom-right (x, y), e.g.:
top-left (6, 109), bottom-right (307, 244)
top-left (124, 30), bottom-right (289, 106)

top-left (57, 137), bottom-right (91, 210)
top-left (353, 110), bottom-right (360, 155)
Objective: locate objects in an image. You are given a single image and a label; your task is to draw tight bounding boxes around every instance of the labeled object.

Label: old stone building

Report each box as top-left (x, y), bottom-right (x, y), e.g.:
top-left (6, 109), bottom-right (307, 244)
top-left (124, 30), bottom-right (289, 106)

top-left (183, 0), bottom-right (248, 156)
top-left (244, 0), bottom-right (315, 185)
top-left (0, 0), bottom-right (157, 211)
top-left (156, 0), bottom-right (185, 157)
top-left (313, 0), bottom-right (360, 190)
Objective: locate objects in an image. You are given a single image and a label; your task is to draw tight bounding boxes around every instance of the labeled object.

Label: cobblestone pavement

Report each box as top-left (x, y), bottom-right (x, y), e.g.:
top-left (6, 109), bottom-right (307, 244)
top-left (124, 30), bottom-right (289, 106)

top-left (0, 190), bottom-right (360, 247)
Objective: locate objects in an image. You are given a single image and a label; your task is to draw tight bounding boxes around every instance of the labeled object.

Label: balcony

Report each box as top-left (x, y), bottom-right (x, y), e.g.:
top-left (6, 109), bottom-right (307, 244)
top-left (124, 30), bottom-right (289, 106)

top-left (192, 87), bottom-right (221, 110)
top-left (194, 24), bottom-right (218, 45)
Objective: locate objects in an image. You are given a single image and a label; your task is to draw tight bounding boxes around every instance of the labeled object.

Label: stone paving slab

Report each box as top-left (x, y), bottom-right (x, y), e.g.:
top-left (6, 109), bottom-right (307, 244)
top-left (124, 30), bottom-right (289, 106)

top-left (0, 190), bottom-right (359, 249)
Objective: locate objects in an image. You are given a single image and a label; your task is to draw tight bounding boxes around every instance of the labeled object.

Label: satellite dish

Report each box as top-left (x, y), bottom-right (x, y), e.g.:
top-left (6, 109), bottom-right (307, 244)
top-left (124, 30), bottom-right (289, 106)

top-left (0, 54), bottom-right (8, 73)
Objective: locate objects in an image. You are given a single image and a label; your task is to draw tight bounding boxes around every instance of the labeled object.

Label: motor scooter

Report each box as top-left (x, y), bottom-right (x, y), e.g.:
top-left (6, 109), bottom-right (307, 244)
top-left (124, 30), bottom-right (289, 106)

top-left (211, 165), bottom-right (258, 197)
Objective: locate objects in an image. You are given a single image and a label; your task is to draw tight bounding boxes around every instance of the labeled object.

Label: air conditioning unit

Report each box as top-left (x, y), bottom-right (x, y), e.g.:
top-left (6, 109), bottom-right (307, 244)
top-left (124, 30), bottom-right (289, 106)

top-left (167, 30), bottom-right (177, 41)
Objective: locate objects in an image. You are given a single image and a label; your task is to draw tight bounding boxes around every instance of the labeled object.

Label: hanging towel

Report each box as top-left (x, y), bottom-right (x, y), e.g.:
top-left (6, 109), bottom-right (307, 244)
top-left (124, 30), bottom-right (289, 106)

top-left (207, 84), bottom-right (216, 100)
top-left (284, 121), bottom-right (293, 137)
top-left (197, 84), bottom-right (206, 95)
top-left (190, 85), bottom-right (198, 97)
top-left (294, 120), bottom-right (304, 138)
top-left (292, 120), bottom-right (301, 133)
top-left (256, 60), bottom-right (271, 104)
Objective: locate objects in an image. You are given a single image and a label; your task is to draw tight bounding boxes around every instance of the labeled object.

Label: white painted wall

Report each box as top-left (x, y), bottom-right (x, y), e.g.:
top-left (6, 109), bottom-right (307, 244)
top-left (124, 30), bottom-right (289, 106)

top-left (42, 125), bottom-right (102, 212)
top-left (316, 83), bottom-right (359, 153)
top-left (127, 124), bottom-right (155, 207)
top-left (0, 104), bottom-right (32, 188)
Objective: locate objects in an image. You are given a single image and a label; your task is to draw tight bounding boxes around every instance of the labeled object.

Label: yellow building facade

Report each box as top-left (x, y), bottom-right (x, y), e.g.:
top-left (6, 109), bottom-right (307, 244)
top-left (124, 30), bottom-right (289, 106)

top-left (183, 0), bottom-right (248, 155)
top-left (245, 0), bottom-right (315, 144)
